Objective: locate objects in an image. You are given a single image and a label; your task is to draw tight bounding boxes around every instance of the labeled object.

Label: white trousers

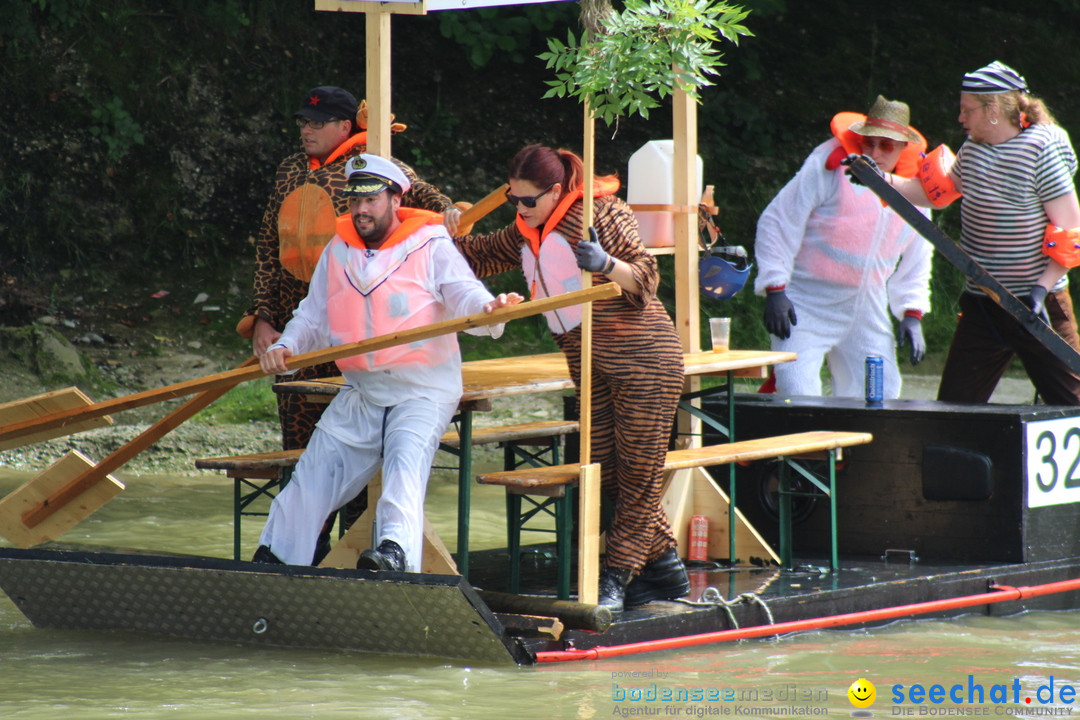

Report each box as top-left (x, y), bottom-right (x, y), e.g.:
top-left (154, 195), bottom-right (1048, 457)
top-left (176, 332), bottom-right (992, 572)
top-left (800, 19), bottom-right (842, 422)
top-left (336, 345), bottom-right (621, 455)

top-left (259, 390), bottom-right (457, 570)
top-left (771, 281), bottom-right (902, 399)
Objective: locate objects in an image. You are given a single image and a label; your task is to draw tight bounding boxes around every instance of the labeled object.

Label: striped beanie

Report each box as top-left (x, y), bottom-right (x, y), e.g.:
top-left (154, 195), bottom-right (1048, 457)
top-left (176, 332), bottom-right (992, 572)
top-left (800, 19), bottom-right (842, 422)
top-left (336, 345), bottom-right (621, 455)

top-left (961, 61), bottom-right (1028, 94)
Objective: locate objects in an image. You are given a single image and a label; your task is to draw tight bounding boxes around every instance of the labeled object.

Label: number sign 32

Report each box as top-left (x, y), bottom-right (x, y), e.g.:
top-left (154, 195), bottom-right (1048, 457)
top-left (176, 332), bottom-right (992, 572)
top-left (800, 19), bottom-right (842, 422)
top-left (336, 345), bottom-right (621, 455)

top-left (1026, 417), bottom-right (1080, 508)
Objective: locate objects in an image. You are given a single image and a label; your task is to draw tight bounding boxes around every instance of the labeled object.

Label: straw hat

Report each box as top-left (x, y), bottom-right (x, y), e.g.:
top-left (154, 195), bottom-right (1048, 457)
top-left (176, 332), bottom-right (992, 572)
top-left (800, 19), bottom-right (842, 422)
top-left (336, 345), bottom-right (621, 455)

top-left (848, 95), bottom-right (920, 143)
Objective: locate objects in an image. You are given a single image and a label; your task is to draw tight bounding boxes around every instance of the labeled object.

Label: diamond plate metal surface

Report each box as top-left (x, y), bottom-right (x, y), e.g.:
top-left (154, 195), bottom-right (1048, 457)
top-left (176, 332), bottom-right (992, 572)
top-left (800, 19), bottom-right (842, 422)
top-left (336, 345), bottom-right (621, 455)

top-left (0, 547), bottom-right (528, 665)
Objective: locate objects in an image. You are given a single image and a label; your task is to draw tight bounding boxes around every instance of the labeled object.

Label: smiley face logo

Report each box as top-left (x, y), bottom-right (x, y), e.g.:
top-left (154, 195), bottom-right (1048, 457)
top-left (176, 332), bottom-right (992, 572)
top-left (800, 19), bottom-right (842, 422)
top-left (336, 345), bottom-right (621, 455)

top-left (847, 678), bottom-right (877, 708)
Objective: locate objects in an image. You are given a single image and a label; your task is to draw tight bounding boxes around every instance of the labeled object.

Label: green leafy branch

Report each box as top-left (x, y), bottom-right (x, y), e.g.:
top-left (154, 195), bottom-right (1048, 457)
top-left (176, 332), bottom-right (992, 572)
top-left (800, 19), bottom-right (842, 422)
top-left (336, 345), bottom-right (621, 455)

top-left (539, 0), bottom-right (752, 126)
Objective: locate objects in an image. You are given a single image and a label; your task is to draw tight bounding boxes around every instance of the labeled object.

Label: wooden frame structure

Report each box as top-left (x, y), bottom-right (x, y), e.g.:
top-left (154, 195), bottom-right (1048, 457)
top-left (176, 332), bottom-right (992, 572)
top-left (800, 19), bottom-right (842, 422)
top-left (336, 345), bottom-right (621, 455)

top-left (313, 0), bottom-right (756, 596)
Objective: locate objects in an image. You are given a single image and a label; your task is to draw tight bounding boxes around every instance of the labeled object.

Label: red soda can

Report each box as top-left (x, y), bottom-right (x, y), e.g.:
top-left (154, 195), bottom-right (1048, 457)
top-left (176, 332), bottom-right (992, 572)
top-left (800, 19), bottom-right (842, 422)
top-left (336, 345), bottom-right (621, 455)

top-left (689, 515), bottom-right (709, 561)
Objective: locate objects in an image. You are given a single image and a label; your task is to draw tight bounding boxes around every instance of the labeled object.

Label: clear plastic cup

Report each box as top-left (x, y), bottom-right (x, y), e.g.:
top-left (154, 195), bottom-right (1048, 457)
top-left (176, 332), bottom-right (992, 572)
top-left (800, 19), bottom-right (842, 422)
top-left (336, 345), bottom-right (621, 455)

top-left (709, 317), bottom-right (731, 352)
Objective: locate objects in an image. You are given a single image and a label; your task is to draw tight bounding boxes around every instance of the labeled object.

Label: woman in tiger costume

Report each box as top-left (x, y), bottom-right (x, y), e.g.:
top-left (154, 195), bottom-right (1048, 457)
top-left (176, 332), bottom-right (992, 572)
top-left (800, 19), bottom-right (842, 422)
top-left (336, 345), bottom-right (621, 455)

top-left (452, 144), bottom-right (689, 611)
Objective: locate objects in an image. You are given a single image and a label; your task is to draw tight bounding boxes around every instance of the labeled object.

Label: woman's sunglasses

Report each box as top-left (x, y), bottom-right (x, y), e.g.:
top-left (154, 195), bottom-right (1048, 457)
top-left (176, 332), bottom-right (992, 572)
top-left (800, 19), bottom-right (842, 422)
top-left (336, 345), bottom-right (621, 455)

top-left (861, 137), bottom-right (906, 153)
top-left (506, 184), bottom-right (555, 209)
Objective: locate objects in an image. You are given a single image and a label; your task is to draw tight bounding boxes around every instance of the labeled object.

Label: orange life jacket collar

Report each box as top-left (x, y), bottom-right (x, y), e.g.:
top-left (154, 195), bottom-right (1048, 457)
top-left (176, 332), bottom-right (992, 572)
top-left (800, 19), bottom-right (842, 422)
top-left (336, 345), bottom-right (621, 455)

top-left (516, 177), bottom-right (620, 257)
top-left (335, 206), bottom-right (443, 252)
top-left (308, 131), bottom-right (368, 171)
top-left (825, 112), bottom-right (927, 178)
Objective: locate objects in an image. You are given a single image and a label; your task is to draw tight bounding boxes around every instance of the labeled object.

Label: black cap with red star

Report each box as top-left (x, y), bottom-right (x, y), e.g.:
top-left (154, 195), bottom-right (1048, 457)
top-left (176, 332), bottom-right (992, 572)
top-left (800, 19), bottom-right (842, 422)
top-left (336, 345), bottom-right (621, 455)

top-left (294, 86), bottom-right (358, 123)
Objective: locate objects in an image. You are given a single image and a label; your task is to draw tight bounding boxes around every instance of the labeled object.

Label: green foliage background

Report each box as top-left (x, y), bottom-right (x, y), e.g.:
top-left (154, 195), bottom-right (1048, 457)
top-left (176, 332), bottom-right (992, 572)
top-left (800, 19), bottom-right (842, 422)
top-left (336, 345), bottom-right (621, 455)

top-left (3, 0), bottom-right (1080, 365)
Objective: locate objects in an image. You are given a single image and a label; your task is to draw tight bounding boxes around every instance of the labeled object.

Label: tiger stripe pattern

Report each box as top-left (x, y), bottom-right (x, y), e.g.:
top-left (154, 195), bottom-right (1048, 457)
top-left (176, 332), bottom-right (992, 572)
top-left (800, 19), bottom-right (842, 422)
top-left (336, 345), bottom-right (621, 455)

top-left (456, 195), bottom-right (685, 573)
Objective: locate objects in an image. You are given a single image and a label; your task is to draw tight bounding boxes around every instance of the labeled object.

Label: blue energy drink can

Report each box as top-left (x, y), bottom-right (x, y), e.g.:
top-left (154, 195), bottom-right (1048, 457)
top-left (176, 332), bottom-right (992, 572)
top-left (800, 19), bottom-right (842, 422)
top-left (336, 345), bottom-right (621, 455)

top-left (865, 355), bottom-right (884, 405)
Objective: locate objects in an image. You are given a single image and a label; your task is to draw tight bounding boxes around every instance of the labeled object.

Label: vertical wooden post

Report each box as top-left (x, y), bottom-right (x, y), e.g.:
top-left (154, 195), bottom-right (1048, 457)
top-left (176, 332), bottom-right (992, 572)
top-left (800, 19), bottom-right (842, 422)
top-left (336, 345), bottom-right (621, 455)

top-left (672, 79), bottom-right (699, 355)
top-left (577, 101), bottom-right (600, 605)
top-left (662, 77), bottom-right (704, 565)
top-left (365, 11), bottom-right (392, 158)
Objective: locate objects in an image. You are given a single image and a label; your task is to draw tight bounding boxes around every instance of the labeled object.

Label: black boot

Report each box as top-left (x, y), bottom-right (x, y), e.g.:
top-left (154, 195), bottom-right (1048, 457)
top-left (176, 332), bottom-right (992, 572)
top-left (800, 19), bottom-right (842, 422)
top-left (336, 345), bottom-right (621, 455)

top-left (597, 566), bottom-right (633, 612)
top-left (357, 539), bottom-right (406, 572)
top-left (251, 545), bottom-right (284, 564)
top-left (625, 548), bottom-right (690, 607)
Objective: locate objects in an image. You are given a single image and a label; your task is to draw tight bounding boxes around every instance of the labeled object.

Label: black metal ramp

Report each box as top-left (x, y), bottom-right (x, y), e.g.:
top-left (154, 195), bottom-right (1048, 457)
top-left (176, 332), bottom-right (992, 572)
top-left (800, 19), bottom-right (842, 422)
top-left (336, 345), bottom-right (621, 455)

top-left (0, 546), bottom-right (529, 665)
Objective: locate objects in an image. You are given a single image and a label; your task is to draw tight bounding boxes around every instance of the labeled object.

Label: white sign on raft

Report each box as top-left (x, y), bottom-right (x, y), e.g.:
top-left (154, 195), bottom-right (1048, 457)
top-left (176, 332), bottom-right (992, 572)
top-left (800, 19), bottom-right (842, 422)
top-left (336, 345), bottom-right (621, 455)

top-left (1026, 416), bottom-right (1080, 507)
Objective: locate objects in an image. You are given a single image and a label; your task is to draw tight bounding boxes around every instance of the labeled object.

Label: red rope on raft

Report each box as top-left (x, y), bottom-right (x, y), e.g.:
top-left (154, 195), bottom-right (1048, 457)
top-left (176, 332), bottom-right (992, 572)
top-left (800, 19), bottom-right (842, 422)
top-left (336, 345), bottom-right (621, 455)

top-left (534, 577), bottom-right (1080, 663)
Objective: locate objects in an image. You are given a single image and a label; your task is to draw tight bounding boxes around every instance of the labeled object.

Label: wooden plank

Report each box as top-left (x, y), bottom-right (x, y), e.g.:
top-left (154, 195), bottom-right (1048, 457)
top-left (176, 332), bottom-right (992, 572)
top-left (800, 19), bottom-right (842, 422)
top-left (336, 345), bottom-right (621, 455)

top-left (365, 10), bottom-right (392, 158)
top-left (441, 420), bottom-right (578, 448)
top-left (478, 464), bottom-right (580, 488)
top-left (420, 515), bottom-right (459, 575)
top-left (478, 432), bottom-right (874, 488)
top-left (576, 463), bottom-right (601, 604)
top-left (0, 387), bottom-right (113, 451)
top-left (314, 0), bottom-right (428, 15)
top-left (15, 357), bottom-right (262, 531)
top-left (579, 100), bottom-right (595, 468)
top-left (0, 284), bottom-right (620, 447)
top-left (195, 449), bottom-right (304, 474)
top-left (492, 613), bottom-right (564, 639)
top-left (660, 467), bottom-right (695, 557)
top-left (662, 431), bottom-right (873, 470)
top-left (0, 451), bottom-right (124, 548)
top-left (673, 80), bottom-right (699, 354)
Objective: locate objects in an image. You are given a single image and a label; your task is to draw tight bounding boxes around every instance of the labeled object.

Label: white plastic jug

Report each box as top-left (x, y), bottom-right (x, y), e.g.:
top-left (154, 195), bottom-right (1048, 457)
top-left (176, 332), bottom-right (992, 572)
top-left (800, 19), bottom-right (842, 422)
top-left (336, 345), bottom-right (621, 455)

top-left (627, 140), bottom-right (703, 247)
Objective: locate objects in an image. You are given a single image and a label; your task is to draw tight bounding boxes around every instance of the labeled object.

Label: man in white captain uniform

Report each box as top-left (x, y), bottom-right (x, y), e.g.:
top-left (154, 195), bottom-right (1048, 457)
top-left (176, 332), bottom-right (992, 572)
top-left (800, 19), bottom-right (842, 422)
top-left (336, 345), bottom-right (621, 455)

top-left (254, 154), bottom-right (522, 571)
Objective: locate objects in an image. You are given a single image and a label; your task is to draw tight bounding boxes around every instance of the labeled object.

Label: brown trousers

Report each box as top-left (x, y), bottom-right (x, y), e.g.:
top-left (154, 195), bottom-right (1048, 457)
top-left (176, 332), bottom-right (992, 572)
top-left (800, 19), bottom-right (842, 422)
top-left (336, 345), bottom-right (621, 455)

top-left (937, 290), bottom-right (1080, 406)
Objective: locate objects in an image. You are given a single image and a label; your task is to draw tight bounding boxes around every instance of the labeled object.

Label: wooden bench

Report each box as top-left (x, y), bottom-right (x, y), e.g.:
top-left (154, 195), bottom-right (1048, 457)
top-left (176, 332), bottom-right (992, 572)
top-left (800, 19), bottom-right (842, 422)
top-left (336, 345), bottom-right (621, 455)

top-left (477, 430), bottom-right (874, 597)
top-left (195, 419), bottom-right (579, 561)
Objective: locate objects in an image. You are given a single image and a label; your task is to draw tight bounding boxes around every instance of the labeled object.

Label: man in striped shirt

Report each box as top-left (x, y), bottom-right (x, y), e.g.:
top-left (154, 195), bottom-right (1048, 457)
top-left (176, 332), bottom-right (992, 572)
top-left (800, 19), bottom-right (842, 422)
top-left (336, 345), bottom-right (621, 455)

top-left (878, 61), bottom-right (1080, 405)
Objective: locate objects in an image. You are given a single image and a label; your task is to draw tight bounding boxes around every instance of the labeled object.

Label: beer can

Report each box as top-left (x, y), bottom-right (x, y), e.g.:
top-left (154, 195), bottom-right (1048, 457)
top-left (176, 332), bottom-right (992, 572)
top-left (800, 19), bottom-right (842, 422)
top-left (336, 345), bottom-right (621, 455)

top-left (865, 355), bottom-right (884, 405)
top-left (689, 515), bottom-right (709, 562)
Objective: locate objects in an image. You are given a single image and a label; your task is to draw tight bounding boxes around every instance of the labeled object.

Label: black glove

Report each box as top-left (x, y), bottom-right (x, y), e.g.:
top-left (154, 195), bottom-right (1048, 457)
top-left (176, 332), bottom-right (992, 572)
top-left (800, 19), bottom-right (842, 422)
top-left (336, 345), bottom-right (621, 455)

top-left (897, 315), bottom-right (926, 366)
top-left (575, 227), bottom-right (612, 273)
top-left (1023, 285), bottom-right (1050, 325)
top-left (841, 154), bottom-right (881, 187)
top-left (763, 289), bottom-right (797, 339)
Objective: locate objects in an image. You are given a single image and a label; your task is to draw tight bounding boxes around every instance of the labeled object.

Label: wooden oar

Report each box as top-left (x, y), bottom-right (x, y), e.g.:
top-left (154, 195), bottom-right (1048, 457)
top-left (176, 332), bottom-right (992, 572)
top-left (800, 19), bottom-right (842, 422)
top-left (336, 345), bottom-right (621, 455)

top-left (0, 284), bottom-right (619, 449)
top-left (0, 357), bottom-right (259, 547)
top-left (456, 183), bottom-right (509, 234)
top-left (2, 283), bottom-right (621, 539)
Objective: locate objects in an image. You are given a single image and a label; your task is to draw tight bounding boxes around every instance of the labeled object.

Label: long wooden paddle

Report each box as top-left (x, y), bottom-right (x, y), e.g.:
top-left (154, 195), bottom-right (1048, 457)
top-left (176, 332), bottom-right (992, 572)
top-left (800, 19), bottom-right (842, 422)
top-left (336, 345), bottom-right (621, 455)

top-left (0, 357), bottom-right (258, 547)
top-left (0, 284), bottom-right (619, 449)
top-left (1, 283), bottom-right (620, 541)
top-left (456, 183), bottom-right (509, 234)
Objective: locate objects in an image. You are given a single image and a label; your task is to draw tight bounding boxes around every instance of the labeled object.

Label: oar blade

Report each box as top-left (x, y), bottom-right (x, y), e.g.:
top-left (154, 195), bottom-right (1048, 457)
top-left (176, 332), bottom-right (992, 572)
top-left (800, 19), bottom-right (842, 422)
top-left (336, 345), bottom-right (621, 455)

top-left (0, 450), bottom-right (124, 548)
top-left (0, 388), bottom-right (113, 451)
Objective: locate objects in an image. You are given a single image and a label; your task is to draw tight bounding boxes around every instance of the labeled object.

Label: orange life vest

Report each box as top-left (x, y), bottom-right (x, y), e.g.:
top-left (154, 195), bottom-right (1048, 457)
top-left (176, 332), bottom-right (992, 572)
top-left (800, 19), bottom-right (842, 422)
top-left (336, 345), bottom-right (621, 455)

top-left (514, 179), bottom-right (619, 335)
top-left (325, 208), bottom-right (454, 374)
top-left (278, 132), bottom-right (370, 282)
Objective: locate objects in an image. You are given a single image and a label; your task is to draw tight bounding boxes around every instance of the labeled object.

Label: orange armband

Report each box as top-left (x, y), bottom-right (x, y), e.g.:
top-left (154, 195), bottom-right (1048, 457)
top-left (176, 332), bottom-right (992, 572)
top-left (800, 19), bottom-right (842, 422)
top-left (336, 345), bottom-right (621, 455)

top-left (917, 144), bottom-right (961, 208)
top-left (1043, 224), bottom-right (1080, 268)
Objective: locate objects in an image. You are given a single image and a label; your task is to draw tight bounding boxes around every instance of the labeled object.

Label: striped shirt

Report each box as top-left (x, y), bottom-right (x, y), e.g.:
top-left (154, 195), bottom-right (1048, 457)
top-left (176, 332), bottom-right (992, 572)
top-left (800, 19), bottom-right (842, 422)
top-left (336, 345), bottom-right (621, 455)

top-left (955, 123), bottom-right (1078, 295)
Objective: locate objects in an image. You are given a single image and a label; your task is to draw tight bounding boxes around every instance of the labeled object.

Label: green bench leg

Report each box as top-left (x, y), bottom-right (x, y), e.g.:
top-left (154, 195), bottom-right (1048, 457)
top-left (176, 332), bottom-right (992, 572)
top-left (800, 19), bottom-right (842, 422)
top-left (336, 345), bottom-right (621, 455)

top-left (777, 450), bottom-right (840, 572)
top-left (555, 489), bottom-right (573, 600)
top-left (778, 460), bottom-right (792, 569)
top-left (500, 436), bottom-right (571, 597)
top-left (507, 492), bottom-right (523, 593)
top-left (827, 450), bottom-right (838, 571)
top-left (233, 479), bottom-right (242, 561)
